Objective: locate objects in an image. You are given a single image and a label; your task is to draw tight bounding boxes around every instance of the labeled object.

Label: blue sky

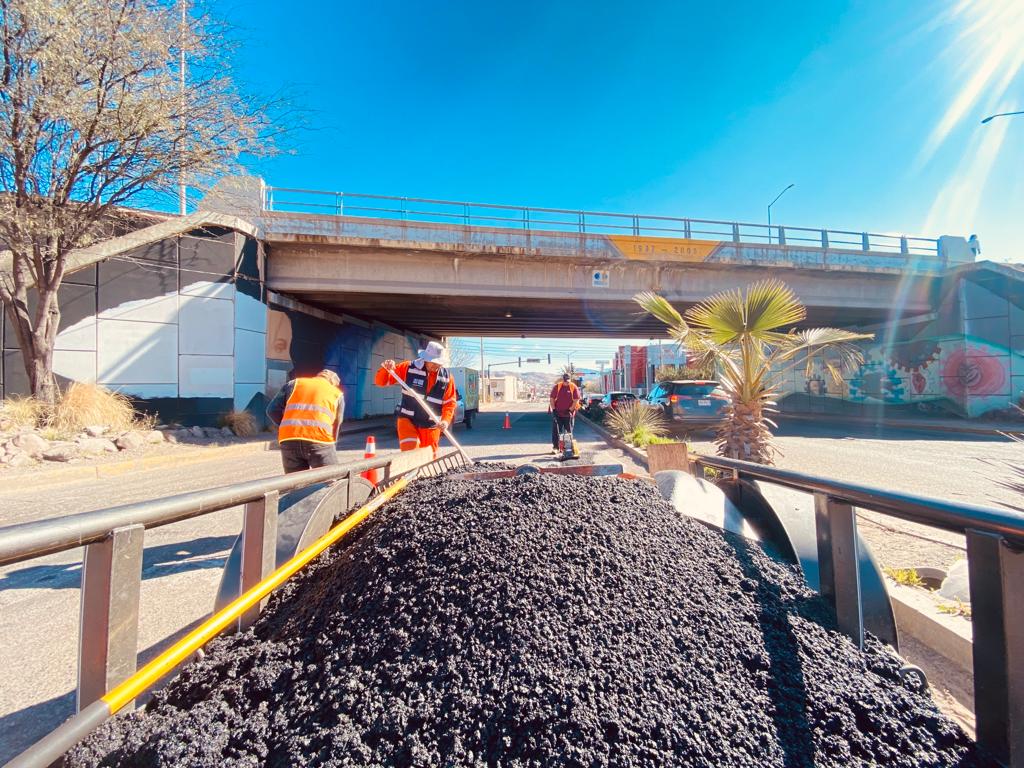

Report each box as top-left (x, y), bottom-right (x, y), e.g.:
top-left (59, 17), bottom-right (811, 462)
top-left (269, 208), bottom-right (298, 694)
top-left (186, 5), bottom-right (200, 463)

top-left (211, 0), bottom-right (1024, 372)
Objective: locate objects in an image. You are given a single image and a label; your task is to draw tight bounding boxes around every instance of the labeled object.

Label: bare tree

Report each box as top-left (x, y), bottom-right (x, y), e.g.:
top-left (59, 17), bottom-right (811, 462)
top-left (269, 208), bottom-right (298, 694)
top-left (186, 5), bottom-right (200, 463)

top-left (0, 0), bottom-right (275, 401)
top-left (447, 343), bottom-right (477, 369)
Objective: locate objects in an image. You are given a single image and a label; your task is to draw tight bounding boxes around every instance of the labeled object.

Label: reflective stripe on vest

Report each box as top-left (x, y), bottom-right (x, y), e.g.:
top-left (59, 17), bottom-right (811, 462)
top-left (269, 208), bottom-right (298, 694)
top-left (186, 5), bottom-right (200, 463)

top-left (278, 377), bottom-right (341, 444)
top-left (400, 364), bottom-right (450, 428)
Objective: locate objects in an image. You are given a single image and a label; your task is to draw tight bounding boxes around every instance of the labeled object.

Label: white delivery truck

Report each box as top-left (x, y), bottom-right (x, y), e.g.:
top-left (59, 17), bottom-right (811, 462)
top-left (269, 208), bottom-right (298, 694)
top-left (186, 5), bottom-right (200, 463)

top-left (449, 367), bottom-right (480, 429)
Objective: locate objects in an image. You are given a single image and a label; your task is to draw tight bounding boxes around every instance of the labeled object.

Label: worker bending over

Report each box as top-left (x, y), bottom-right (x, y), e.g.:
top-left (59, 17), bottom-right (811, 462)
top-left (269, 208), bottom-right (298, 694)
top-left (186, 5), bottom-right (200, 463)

top-left (549, 372), bottom-right (581, 452)
top-left (375, 341), bottom-right (456, 457)
top-left (267, 369), bottom-right (344, 473)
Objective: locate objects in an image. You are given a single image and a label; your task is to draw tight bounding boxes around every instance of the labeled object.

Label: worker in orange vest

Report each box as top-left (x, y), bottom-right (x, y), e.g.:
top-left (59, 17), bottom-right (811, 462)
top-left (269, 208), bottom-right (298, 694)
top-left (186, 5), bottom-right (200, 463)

top-left (266, 369), bottom-right (345, 473)
top-left (549, 372), bottom-right (581, 453)
top-left (375, 341), bottom-right (456, 457)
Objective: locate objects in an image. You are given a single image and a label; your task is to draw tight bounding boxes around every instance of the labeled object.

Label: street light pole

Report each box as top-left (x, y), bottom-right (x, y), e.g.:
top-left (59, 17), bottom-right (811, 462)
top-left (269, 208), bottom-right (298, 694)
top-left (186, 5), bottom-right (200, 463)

top-left (767, 183), bottom-right (794, 245)
top-left (981, 111), bottom-right (1024, 124)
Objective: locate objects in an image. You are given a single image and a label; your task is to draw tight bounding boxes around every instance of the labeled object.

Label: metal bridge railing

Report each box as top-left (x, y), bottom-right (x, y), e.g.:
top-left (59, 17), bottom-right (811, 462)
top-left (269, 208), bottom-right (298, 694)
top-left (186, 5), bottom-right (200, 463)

top-left (0, 452), bottom-right (447, 721)
top-left (692, 453), bottom-right (1024, 766)
top-left (261, 186), bottom-right (941, 258)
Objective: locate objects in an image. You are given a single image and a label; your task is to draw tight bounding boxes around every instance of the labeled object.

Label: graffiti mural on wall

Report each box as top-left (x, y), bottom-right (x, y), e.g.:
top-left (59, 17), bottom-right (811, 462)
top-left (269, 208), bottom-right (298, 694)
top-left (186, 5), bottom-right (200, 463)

top-left (265, 305), bottom-right (425, 420)
top-left (776, 267), bottom-right (1024, 418)
top-left (782, 334), bottom-right (1024, 417)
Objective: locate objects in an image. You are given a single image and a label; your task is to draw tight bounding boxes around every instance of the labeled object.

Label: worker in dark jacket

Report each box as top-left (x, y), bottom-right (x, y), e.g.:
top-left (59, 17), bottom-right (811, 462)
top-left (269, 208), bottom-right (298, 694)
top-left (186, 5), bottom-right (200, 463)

top-left (266, 369), bottom-right (345, 473)
top-left (548, 372), bottom-right (581, 452)
top-left (374, 341), bottom-right (456, 458)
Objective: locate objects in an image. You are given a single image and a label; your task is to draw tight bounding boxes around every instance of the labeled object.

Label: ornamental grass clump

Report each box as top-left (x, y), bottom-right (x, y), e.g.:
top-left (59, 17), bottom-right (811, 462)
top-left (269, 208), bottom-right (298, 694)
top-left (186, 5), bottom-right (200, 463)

top-left (605, 401), bottom-right (668, 447)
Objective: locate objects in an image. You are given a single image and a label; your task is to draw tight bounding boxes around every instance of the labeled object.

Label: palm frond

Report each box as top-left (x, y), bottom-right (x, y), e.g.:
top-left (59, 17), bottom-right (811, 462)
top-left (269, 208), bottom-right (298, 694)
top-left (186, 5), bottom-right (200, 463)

top-left (634, 292), bottom-right (685, 330)
top-left (743, 280), bottom-right (806, 335)
top-left (684, 287), bottom-right (746, 344)
top-left (774, 327), bottom-right (873, 383)
top-left (685, 280), bottom-right (806, 344)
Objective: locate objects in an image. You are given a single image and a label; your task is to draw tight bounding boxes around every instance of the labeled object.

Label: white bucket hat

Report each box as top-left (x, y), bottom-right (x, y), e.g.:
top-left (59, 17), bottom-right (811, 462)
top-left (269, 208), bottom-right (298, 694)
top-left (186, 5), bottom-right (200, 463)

top-left (417, 341), bottom-right (449, 364)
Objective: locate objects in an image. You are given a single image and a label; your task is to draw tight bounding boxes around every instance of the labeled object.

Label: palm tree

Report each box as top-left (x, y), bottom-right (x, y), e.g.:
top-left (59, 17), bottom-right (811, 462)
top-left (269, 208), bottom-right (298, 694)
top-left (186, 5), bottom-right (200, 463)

top-left (634, 279), bottom-right (872, 464)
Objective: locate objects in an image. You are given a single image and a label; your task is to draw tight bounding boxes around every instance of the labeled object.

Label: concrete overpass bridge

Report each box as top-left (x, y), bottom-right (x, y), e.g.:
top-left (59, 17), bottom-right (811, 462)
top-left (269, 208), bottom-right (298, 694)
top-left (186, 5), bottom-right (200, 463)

top-left (259, 187), bottom-right (965, 338)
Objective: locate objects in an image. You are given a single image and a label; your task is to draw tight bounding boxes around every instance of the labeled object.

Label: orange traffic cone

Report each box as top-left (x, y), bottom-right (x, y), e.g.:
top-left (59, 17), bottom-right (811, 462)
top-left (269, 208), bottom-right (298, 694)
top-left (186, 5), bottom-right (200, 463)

top-left (503, 412), bottom-right (511, 429)
top-left (361, 435), bottom-right (379, 485)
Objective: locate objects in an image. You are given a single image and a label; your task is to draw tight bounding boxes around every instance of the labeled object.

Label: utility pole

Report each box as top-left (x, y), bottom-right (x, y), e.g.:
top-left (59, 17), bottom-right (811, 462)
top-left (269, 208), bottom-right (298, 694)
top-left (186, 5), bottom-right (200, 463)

top-left (479, 337), bottom-right (484, 373)
top-left (178, 0), bottom-right (187, 215)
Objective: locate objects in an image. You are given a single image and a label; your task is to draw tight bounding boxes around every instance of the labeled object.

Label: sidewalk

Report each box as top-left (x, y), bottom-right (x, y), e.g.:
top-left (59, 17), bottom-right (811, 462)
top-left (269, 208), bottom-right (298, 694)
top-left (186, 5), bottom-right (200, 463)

top-left (779, 411), bottom-right (1024, 437)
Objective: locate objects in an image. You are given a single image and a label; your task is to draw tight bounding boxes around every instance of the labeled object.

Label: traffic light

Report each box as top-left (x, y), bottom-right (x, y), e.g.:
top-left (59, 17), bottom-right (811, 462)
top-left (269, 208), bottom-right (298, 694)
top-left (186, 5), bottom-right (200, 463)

top-left (547, 354), bottom-right (551, 364)
top-left (518, 357), bottom-right (522, 367)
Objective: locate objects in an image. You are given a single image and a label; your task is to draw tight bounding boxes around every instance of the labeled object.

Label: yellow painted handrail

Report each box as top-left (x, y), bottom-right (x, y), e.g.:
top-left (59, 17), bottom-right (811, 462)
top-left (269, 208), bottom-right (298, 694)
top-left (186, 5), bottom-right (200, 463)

top-left (102, 478), bottom-right (409, 712)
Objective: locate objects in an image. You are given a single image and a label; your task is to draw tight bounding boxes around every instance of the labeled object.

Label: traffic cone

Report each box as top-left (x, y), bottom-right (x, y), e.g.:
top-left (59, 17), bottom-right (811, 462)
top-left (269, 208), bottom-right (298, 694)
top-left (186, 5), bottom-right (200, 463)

top-left (503, 412), bottom-right (511, 429)
top-left (361, 435), bottom-right (379, 485)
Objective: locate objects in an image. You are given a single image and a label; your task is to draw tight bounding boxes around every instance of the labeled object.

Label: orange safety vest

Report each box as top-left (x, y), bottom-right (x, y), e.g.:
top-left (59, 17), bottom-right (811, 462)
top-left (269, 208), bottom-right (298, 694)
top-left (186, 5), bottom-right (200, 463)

top-left (278, 377), bottom-right (342, 444)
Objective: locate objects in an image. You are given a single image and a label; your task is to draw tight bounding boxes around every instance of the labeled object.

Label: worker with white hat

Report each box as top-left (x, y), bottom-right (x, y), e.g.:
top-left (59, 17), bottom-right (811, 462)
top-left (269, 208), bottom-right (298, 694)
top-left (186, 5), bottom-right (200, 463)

top-left (375, 341), bottom-right (456, 457)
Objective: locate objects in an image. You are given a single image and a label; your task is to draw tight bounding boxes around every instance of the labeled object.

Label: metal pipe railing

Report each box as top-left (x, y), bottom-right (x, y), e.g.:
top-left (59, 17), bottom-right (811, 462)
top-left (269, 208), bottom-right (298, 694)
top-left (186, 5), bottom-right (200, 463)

top-left (690, 454), bottom-right (1024, 541)
top-left (0, 450), bottom-right (443, 747)
top-left (261, 186), bottom-right (941, 257)
top-left (0, 455), bottom-right (391, 567)
top-left (690, 452), bottom-right (1024, 766)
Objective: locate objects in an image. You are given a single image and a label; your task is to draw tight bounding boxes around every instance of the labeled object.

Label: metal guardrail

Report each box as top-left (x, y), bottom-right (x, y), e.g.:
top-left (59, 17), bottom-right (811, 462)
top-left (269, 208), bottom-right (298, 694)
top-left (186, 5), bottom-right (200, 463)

top-left (262, 186), bottom-right (941, 258)
top-left (691, 453), bottom-right (1024, 766)
top-left (0, 452), bottom-right (421, 721)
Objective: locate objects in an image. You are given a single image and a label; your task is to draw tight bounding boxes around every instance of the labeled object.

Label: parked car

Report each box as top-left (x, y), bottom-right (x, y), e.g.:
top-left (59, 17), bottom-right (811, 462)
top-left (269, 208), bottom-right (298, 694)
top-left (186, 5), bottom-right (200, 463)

top-left (600, 391), bottom-right (638, 410)
top-left (584, 393), bottom-right (604, 408)
top-left (646, 380), bottom-right (728, 429)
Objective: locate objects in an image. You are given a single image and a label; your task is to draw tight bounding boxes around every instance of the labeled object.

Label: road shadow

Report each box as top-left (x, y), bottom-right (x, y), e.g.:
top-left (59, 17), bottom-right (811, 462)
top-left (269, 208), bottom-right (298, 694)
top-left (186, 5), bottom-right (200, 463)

top-left (0, 536), bottom-right (235, 592)
top-left (0, 688), bottom-right (75, 764)
top-left (0, 611), bottom-right (212, 764)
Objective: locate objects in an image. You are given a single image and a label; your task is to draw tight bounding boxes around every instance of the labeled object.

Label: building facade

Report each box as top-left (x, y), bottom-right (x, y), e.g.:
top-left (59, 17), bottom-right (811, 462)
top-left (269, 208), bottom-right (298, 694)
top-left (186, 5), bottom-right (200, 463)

top-left (1, 214), bottom-right (432, 426)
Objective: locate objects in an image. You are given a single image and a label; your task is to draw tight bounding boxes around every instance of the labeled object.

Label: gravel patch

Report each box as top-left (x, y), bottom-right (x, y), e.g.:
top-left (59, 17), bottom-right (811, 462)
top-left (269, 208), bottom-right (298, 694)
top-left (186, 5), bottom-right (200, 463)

top-left (67, 473), bottom-right (989, 767)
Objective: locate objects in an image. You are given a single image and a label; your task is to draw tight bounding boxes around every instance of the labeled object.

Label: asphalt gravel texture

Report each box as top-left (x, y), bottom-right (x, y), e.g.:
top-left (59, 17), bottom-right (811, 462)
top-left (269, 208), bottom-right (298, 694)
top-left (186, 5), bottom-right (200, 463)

top-left (67, 472), bottom-right (989, 767)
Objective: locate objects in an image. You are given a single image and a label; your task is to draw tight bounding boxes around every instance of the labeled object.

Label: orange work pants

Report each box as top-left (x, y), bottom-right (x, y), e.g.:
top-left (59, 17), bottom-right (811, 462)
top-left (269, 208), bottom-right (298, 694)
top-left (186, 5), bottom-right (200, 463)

top-left (396, 417), bottom-right (441, 457)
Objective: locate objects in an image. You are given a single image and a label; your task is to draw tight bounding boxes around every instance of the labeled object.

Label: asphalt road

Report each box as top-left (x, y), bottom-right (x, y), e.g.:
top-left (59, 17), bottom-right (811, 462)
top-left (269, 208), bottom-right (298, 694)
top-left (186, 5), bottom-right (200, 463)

top-left (2, 406), bottom-right (1019, 760)
top-left (0, 403), bottom-right (641, 763)
top-left (683, 418), bottom-right (1022, 570)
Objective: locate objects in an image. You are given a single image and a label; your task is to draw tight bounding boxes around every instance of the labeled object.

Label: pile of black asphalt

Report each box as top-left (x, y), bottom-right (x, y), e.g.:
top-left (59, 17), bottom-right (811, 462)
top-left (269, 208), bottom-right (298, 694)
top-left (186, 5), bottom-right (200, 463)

top-left (67, 472), bottom-right (989, 767)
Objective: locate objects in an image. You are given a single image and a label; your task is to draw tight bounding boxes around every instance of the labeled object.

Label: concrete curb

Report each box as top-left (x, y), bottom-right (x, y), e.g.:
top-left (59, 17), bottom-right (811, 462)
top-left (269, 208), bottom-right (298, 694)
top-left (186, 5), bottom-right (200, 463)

top-left (780, 412), bottom-right (1024, 437)
top-left (887, 582), bottom-right (973, 673)
top-left (8, 441), bottom-right (276, 491)
top-left (577, 414), bottom-right (650, 469)
top-left (4, 417), bottom-right (396, 491)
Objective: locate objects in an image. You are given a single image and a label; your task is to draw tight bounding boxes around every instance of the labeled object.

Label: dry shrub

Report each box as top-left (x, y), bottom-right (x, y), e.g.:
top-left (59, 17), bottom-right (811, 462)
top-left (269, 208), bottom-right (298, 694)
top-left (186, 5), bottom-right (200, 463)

top-left (605, 401), bottom-right (668, 443)
top-left (49, 383), bottom-right (142, 435)
top-left (0, 396), bottom-right (47, 429)
top-left (220, 409), bottom-right (259, 437)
